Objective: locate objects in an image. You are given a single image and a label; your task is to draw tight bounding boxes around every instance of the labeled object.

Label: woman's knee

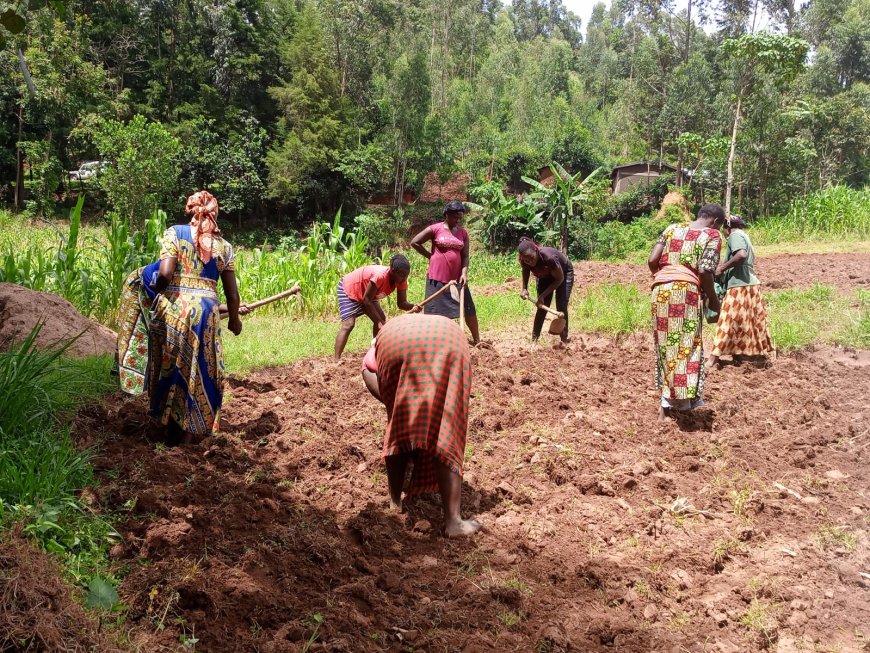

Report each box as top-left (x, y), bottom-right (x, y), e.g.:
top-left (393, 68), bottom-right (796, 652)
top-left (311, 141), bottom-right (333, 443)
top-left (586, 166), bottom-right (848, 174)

top-left (340, 317), bottom-right (357, 331)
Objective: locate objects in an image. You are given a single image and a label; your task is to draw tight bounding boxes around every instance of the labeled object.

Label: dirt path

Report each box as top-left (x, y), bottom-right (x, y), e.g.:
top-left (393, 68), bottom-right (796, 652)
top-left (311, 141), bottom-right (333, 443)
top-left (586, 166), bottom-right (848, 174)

top-left (479, 252), bottom-right (870, 296)
top-left (78, 333), bottom-right (869, 651)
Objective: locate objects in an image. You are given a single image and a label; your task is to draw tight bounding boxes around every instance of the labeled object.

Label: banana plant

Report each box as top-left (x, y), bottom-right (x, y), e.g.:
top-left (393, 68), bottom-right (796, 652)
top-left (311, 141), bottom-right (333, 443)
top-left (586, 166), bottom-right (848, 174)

top-left (522, 163), bottom-right (604, 254)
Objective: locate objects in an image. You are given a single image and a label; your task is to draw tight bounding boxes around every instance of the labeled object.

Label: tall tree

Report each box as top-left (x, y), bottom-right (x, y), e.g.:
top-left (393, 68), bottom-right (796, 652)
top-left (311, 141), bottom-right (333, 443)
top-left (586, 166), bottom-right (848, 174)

top-left (266, 3), bottom-right (350, 208)
top-left (721, 32), bottom-right (808, 213)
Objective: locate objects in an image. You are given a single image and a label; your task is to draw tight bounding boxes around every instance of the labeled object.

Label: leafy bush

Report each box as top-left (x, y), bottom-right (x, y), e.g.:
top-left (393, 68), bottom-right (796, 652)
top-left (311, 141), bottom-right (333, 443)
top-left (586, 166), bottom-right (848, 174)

top-left (176, 114), bottom-right (267, 219)
top-left (354, 208), bottom-right (410, 254)
top-left (20, 139), bottom-right (63, 217)
top-left (590, 213), bottom-right (672, 260)
top-left (467, 180), bottom-right (550, 251)
top-left (76, 114), bottom-right (181, 227)
top-left (603, 175), bottom-right (673, 223)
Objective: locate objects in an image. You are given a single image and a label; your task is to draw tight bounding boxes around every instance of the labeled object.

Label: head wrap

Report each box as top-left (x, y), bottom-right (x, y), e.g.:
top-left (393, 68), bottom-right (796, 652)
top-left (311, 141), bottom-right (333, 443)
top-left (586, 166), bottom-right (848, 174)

top-left (185, 191), bottom-right (220, 264)
top-left (726, 214), bottom-right (747, 229)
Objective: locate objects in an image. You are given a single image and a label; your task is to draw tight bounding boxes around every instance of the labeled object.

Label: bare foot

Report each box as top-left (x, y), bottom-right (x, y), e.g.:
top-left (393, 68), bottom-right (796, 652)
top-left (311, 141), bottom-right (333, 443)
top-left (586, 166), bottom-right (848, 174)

top-left (705, 356), bottom-right (720, 371)
top-left (444, 518), bottom-right (482, 538)
top-left (389, 499), bottom-right (402, 512)
top-left (657, 406), bottom-right (671, 422)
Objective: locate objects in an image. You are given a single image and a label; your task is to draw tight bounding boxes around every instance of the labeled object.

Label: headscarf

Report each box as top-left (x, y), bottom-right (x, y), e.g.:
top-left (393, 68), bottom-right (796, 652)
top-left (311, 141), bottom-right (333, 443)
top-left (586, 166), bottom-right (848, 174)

top-left (726, 214), bottom-right (746, 229)
top-left (185, 191), bottom-right (220, 264)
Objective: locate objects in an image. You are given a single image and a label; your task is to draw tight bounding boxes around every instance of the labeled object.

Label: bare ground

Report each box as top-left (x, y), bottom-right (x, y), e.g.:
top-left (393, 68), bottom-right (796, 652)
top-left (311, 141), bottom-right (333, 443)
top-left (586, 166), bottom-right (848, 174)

top-left (478, 252), bottom-right (870, 296)
top-left (6, 251), bottom-right (868, 652)
top-left (75, 347), bottom-right (869, 651)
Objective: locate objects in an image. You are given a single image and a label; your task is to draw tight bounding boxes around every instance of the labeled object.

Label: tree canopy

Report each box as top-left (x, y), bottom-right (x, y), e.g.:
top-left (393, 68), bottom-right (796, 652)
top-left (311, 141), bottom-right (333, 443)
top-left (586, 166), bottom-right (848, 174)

top-left (1, 0), bottom-right (868, 221)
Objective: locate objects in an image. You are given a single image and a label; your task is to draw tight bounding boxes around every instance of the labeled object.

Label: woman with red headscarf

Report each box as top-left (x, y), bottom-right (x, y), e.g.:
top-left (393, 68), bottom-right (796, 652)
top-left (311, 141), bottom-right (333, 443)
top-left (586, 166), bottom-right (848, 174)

top-left (148, 191), bottom-right (242, 443)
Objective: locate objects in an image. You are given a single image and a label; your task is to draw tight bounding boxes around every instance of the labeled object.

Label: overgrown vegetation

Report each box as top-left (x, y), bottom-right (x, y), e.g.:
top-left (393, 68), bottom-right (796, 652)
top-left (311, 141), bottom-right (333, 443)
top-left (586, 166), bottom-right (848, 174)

top-left (0, 325), bottom-right (119, 593)
top-left (751, 187), bottom-right (870, 245)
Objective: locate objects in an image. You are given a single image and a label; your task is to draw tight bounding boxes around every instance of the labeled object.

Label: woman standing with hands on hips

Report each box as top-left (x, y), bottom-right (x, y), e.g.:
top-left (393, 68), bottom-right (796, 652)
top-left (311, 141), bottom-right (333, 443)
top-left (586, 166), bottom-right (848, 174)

top-left (410, 200), bottom-right (480, 344)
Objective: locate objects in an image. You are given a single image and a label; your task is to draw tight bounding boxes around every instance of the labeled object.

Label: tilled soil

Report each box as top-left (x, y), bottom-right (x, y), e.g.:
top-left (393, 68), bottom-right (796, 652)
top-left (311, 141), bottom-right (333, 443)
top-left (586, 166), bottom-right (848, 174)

top-left (76, 335), bottom-right (870, 652)
top-left (478, 252), bottom-right (870, 296)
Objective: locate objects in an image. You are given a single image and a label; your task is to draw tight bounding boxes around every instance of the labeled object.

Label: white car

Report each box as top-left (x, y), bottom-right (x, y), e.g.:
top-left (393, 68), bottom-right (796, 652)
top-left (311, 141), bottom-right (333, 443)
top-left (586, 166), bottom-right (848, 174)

top-left (68, 161), bottom-right (108, 182)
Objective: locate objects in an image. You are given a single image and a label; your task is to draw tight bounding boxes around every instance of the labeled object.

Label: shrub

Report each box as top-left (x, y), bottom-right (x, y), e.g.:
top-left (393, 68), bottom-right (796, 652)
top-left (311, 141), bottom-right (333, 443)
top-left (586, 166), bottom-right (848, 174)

top-left (467, 180), bottom-right (550, 251)
top-left (354, 209), bottom-right (410, 254)
top-left (20, 139), bottom-right (63, 217)
top-left (589, 213), bottom-right (672, 260)
top-left (77, 114), bottom-right (181, 227)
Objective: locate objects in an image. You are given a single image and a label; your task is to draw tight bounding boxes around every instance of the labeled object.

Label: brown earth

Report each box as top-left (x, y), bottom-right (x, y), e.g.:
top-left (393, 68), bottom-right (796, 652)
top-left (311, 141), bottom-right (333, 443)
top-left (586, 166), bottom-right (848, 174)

top-left (2, 253), bottom-right (867, 652)
top-left (0, 282), bottom-right (116, 357)
top-left (477, 252), bottom-right (870, 296)
top-left (656, 192), bottom-right (692, 222)
top-left (70, 337), bottom-right (868, 651)
top-left (0, 529), bottom-right (124, 651)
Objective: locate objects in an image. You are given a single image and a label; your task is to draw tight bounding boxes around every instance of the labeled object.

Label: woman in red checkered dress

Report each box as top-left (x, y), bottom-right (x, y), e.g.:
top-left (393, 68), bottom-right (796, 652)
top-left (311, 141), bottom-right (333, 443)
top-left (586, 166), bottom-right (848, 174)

top-left (361, 313), bottom-right (481, 537)
top-left (648, 204), bottom-right (725, 420)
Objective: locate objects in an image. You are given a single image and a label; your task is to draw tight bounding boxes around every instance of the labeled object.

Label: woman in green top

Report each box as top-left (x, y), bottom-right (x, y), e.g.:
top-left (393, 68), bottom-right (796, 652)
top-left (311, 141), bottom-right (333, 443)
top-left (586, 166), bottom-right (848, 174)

top-left (706, 215), bottom-right (774, 369)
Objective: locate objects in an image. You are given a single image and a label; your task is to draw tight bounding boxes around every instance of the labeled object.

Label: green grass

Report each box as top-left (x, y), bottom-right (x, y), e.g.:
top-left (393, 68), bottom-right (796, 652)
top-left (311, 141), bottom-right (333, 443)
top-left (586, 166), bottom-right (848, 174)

top-left (573, 283), bottom-right (650, 335)
top-left (839, 289), bottom-right (870, 348)
top-left (225, 282), bottom-right (868, 372)
top-left (767, 284), bottom-right (846, 351)
top-left (0, 326), bottom-right (119, 592)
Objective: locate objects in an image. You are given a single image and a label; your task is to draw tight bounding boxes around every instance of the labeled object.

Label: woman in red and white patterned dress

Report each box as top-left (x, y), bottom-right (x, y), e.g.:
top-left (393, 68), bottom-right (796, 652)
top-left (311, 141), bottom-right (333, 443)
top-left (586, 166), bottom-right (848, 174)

top-left (647, 204), bottom-right (725, 420)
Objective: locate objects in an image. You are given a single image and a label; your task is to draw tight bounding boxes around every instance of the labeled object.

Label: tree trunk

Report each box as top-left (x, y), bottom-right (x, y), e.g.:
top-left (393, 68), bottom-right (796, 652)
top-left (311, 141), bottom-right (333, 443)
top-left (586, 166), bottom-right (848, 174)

top-left (677, 148), bottom-right (684, 187)
top-left (14, 105), bottom-right (24, 212)
top-left (725, 91), bottom-right (743, 215)
top-left (167, 26), bottom-right (176, 121)
top-left (684, 0), bottom-right (692, 64)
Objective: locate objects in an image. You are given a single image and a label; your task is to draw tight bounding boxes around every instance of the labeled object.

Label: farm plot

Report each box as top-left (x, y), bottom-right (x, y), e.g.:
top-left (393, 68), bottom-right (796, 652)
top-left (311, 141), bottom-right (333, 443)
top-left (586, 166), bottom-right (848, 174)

top-left (77, 332), bottom-right (869, 651)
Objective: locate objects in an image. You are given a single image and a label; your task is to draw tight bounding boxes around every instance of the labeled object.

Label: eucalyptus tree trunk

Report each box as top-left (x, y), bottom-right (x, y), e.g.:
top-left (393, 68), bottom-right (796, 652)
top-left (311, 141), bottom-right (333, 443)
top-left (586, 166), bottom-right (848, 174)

top-left (725, 91), bottom-right (742, 215)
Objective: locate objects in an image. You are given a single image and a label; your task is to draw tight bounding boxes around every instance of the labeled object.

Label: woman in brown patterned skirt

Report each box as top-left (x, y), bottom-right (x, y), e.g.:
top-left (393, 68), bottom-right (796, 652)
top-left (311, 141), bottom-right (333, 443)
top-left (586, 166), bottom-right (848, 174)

top-left (706, 215), bottom-right (774, 369)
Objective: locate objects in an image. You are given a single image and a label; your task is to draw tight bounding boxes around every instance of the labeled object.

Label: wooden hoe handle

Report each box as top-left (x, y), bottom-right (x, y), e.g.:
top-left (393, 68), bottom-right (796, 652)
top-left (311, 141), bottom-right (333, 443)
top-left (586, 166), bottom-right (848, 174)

top-left (417, 280), bottom-right (457, 308)
top-left (220, 286), bottom-right (301, 320)
top-left (523, 295), bottom-right (564, 319)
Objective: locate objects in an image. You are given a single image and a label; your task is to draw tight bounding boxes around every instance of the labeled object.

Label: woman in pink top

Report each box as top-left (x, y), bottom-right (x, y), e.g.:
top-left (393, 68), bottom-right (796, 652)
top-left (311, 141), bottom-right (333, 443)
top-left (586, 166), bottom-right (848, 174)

top-left (410, 200), bottom-right (480, 344)
top-left (334, 254), bottom-right (418, 358)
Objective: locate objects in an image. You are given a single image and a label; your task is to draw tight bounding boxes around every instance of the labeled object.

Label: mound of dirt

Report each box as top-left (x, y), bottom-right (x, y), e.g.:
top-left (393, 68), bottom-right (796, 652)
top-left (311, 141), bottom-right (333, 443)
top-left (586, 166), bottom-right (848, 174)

top-left (0, 530), bottom-right (123, 651)
top-left (0, 283), bottom-right (116, 358)
top-left (656, 191), bottom-right (691, 221)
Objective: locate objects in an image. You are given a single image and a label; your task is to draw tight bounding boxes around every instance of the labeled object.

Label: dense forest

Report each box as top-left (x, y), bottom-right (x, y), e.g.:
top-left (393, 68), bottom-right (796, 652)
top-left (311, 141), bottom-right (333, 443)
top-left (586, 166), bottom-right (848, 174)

top-left (0, 0), bottom-right (868, 225)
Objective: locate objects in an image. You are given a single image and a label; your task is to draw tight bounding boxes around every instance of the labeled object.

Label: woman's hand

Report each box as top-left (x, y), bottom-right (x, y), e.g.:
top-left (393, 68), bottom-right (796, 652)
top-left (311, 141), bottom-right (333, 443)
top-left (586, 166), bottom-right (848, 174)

top-left (707, 296), bottom-right (721, 316)
top-left (520, 288), bottom-right (529, 301)
top-left (239, 303), bottom-right (252, 316)
top-left (409, 304), bottom-right (422, 314)
top-left (459, 271), bottom-right (468, 286)
top-left (228, 316), bottom-right (243, 336)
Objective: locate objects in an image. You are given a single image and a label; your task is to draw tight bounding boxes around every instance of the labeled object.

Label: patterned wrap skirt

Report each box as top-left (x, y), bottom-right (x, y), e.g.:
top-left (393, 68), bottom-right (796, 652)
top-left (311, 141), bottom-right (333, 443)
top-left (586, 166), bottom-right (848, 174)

top-left (376, 314), bottom-right (471, 495)
top-left (147, 278), bottom-right (225, 435)
top-left (117, 265), bottom-right (157, 395)
top-left (711, 285), bottom-right (774, 358)
top-left (651, 281), bottom-right (706, 409)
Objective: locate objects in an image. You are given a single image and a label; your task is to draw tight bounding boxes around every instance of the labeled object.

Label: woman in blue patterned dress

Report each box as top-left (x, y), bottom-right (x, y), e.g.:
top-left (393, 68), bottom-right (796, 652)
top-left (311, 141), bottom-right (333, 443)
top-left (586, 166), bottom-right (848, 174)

top-left (148, 191), bottom-right (242, 443)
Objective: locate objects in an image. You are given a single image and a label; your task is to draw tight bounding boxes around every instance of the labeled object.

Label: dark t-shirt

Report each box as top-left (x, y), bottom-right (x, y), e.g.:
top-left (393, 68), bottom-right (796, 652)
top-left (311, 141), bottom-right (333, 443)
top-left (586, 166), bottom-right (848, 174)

top-left (525, 246), bottom-right (569, 279)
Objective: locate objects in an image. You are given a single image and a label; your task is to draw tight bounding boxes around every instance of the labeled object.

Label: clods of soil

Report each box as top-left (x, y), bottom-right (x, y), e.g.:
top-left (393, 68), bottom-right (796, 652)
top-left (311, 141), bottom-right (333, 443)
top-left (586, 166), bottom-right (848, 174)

top-left (73, 332), bottom-right (870, 652)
